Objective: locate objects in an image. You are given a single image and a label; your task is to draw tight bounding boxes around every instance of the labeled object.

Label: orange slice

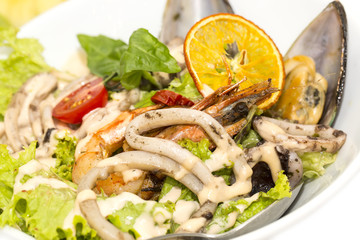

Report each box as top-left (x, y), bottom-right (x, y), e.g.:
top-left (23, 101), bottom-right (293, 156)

top-left (184, 13), bottom-right (285, 109)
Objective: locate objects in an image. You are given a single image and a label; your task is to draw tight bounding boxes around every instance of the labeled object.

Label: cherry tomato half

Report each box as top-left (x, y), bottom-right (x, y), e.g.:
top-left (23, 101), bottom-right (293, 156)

top-left (52, 77), bottom-right (108, 124)
top-left (151, 90), bottom-right (194, 107)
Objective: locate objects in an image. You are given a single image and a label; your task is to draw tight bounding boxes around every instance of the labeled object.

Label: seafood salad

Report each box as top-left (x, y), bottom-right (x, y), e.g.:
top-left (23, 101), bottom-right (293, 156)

top-left (0, 1), bottom-right (347, 240)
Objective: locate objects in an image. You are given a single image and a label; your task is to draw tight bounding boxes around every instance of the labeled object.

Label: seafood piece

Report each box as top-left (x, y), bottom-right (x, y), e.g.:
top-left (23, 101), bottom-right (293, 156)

top-left (252, 116), bottom-right (346, 153)
top-left (4, 73), bottom-right (57, 152)
top-left (283, 1), bottom-right (347, 126)
top-left (272, 55), bottom-right (328, 124)
top-left (159, 0), bottom-right (233, 44)
top-left (75, 81), bottom-right (276, 191)
top-left (72, 104), bottom-right (162, 184)
top-left (156, 80), bottom-right (278, 143)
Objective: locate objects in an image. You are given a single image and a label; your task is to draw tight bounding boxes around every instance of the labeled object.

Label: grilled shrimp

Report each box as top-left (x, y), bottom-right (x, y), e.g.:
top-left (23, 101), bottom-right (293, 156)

top-left (72, 105), bottom-right (162, 184)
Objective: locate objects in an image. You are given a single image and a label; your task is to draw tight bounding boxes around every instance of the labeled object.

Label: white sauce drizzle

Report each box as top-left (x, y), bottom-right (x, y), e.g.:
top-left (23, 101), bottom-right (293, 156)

top-left (122, 169), bottom-right (144, 184)
top-left (206, 193), bottom-right (260, 234)
top-left (15, 176), bottom-right (73, 194)
top-left (133, 213), bottom-right (169, 240)
top-left (178, 217), bottom-right (206, 233)
top-left (97, 192), bottom-right (149, 217)
top-left (173, 200), bottom-right (200, 224)
top-left (159, 187), bottom-right (181, 203)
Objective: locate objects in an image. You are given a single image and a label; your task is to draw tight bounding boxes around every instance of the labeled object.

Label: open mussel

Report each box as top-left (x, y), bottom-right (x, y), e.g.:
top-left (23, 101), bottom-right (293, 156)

top-left (272, 1), bottom-right (347, 126)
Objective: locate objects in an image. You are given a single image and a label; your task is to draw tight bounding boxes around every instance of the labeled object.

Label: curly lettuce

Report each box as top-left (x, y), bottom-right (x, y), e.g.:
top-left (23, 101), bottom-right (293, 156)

top-left (0, 24), bottom-right (50, 120)
top-left (0, 142), bottom-right (36, 211)
top-left (299, 151), bottom-right (337, 179)
top-left (207, 171), bottom-right (291, 233)
top-left (52, 133), bottom-right (77, 181)
top-left (107, 201), bottom-right (174, 239)
top-left (0, 184), bottom-right (98, 240)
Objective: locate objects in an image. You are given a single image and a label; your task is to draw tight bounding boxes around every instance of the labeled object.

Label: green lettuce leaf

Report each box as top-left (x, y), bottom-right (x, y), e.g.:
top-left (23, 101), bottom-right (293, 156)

top-left (0, 184), bottom-right (98, 240)
top-left (298, 151), bottom-right (337, 179)
top-left (107, 202), bottom-right (145, 238)
top-left (207, 171), bottom-right (291, 233)
top-left (107, 201), bottom-right (174, 239)
top-left (52, 133), bottom-right (77, 181)
top-left (237, 171), bottom-right (291, 224)
top-left (158, 177), bottom-right (198, 202)
top-left (167, 72), bottom-right (202, 101)
top-left (178, 138), bottom-right (212, 162)
top-left (0, 25), bottom-right (50, 120)
top-left (0, 142), bottom-right (36, 211)
top-left (240, 129), bottom-right (262, 149)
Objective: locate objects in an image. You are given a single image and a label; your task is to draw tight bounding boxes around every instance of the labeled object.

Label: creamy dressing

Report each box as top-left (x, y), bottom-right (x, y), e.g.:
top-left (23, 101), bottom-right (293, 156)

top-left (15, 160), bottom-right (45, 186)
top-left (197, 176), bottom-right (252, 204)
top-left (122, 169), bottom-right (144, 184)
top-left (133, 213), bottom-right (169, 240)
top-left (62, 190), bottom-right (96, 232)
top-left (248, 142), bottom-right (283, 183)
top-left (178, 217), bottom-right (207, 233)
top-left (15, 176), bottom-right (73, 194)
top-left (173, 200), bottom-right (199, 224)
top-left (70, 189), bottom-right (204, 238)
top-left (153, 207), bottom-right (172, 224)
top-left (13, 159), bottom-right (75, 194)
top-left (159, 186), bottom-right (182, 203)
top-left (206, 193), bottom-right (260, 234)
top-left (97, 192), bottom-right (148, 217)
top-left (173, 167), bottom-right (190, 180)
top-left (182, 155), bottom-right (203, 171)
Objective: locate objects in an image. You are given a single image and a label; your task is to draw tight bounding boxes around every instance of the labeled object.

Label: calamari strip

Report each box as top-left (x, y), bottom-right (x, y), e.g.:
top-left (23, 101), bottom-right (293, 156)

top-left (253, 116), bottom-right (346, 153)
top-left (4, 73), bottom-right (57, 152)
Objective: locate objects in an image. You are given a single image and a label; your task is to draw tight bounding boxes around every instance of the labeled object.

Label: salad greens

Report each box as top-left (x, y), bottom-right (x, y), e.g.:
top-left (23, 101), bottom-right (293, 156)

top-left (0, 142), bottom-right (36, 211)
top-left (107, 201), bottom-right (175, 239)
top-left (0, 142), bottom-right (97, 240)
top-left (52, 132), bottom-right (77, 181)
top-left (207, 171), bottom-right (291, 233)
top-left (78, 28), bottom-right (181, 91)
top-left (299, 151), bottom-right (337, 179)
top-left (0, 24), bottom-right (50, 120)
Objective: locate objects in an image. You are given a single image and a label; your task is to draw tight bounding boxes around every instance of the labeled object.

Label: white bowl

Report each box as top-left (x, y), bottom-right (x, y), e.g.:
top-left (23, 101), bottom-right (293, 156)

top-left (2, 0), bottom-right (360, 239)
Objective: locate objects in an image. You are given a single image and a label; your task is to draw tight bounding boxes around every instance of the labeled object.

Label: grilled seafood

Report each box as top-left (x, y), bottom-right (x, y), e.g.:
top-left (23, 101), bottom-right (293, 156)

top-left (73, 80), bottom-right (277, 196)
top-left (3, 73), bottom-right (57, 152)
top-left (72, 104), bottom-right (162, 184)
top-left (272, 55), bottom-right (328, 124)
top-left (253, 115), bottom-right (346, 153)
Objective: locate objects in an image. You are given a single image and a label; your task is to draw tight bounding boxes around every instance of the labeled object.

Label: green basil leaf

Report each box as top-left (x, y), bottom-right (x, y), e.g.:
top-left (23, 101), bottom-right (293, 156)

top-left (119, 28), bottom-right (181, 75)
top-left (77, 34), bottom-right (127, 77)
top-left (120, 70), bottom-right (143, 90)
